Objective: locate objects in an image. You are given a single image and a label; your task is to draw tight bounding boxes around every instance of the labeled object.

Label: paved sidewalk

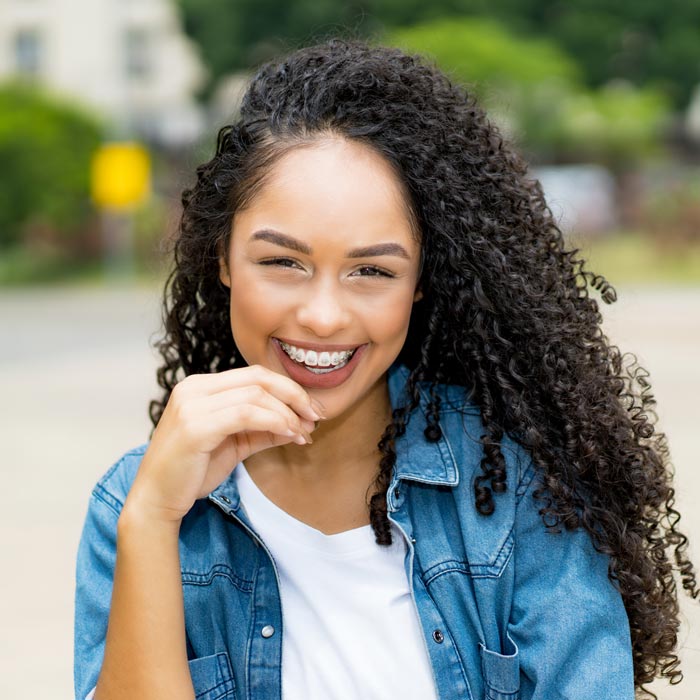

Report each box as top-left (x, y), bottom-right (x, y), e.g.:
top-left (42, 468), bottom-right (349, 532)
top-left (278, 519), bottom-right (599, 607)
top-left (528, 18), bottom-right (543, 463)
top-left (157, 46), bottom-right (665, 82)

top-left (1, 283), bottom-right (698, 699)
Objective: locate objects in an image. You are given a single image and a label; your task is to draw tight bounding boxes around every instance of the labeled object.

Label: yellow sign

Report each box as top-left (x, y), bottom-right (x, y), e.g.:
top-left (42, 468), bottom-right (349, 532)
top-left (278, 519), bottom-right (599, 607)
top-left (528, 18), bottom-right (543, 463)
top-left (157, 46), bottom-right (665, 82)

top-left (91, 142), bottom-right (151, 210)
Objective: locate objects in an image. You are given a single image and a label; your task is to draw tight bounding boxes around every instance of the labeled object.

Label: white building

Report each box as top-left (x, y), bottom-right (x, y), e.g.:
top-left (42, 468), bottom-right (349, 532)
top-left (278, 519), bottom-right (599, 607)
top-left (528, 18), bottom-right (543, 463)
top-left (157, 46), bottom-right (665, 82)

top-left (0, 0), bottom-right (207, 146)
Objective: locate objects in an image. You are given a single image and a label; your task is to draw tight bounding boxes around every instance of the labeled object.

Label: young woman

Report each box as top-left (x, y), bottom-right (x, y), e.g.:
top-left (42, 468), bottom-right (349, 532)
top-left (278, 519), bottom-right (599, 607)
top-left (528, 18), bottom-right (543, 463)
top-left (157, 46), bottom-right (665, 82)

top-left (74, 39), bottom-right (698, 700)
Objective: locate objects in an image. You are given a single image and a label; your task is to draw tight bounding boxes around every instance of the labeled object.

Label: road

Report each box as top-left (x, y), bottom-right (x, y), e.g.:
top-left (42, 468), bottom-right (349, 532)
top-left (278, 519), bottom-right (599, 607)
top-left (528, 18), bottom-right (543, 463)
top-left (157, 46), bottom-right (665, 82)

top-left (1, 283), bottom-right (698, 699)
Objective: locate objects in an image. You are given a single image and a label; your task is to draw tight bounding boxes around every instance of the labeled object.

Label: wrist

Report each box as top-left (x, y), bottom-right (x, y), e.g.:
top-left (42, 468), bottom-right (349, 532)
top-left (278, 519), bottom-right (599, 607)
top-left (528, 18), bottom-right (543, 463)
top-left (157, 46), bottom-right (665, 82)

top-left (119, 491), bottom-right (185, 534)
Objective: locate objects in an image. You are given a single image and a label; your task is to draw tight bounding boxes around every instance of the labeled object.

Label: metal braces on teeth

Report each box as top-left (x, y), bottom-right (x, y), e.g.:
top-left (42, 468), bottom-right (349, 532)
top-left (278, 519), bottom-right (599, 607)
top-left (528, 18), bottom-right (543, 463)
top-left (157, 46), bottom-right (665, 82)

top-left (279, 341), bottom-right (356, 367)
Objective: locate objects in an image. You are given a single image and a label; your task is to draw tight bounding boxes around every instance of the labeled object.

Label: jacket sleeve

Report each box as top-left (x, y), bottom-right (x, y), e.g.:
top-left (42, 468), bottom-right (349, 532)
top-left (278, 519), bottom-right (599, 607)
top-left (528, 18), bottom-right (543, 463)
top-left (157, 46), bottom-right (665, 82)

top-left (508, 462), bottom-right (635, 700)
top-left (73, 485), bottom-right (122, 700)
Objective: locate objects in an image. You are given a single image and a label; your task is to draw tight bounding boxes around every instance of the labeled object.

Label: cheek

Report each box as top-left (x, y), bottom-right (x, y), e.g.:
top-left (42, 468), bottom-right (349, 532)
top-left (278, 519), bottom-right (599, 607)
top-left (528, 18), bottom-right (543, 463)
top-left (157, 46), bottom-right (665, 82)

top-left (363, 286), bottom-right (416, 342)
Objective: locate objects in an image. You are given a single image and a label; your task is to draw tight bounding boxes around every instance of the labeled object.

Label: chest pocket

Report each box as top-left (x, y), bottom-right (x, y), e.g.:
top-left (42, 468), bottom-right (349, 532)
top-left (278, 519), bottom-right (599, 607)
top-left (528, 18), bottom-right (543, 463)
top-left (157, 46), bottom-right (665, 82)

top-left (479, 631), bottom-right (520, 700)
top-left (188, 652), bottom-right (236, 700)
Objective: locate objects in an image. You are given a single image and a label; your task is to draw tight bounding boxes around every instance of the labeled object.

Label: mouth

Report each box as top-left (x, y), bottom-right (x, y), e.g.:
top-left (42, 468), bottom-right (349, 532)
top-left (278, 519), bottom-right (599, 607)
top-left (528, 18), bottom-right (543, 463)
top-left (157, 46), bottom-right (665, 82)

top-left (276, 339), bottom-right (360, 374)
top-left (272, 337), bottom-right (367, 389)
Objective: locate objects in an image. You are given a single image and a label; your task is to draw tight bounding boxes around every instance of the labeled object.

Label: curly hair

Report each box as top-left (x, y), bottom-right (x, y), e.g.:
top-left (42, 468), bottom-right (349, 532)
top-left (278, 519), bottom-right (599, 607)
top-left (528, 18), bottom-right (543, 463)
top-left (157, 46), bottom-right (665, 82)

top-left (148, 38), bottom-right (698, 697)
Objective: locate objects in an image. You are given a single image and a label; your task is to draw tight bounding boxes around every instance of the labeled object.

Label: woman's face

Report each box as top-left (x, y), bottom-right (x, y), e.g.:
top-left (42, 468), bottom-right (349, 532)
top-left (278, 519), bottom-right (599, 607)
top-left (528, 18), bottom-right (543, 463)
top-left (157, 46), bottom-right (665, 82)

top-left (219, 136), bottom-right (422, 420)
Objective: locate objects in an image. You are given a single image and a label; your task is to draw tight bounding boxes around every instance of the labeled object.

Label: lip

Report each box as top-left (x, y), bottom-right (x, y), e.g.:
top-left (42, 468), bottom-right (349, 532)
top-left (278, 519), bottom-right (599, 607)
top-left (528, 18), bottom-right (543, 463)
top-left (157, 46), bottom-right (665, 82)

top-left (272, 338), bottom-right (367, 389)
top-left (274, 337), bottom-right (362, 353)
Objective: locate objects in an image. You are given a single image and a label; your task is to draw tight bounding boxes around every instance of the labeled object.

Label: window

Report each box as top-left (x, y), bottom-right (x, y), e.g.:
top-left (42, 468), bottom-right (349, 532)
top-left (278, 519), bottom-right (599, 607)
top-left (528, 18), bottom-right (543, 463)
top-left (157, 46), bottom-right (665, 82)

top-left (124, 27), bottom-right (150, 80)
top-left (14, 28), bottom-right (42, 76)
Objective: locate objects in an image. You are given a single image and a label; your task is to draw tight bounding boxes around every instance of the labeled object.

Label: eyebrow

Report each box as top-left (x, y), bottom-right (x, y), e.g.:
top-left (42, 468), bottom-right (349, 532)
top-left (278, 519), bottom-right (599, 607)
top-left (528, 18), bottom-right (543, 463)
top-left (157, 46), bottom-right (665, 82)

top-left (249, 229), bottom-right (411, 260)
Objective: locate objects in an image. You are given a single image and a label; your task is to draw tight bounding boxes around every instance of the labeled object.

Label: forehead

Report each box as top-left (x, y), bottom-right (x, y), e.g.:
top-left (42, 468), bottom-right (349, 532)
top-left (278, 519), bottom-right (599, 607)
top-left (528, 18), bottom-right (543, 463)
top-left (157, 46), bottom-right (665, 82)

top-left (232, 137), bottom-right (417, 246)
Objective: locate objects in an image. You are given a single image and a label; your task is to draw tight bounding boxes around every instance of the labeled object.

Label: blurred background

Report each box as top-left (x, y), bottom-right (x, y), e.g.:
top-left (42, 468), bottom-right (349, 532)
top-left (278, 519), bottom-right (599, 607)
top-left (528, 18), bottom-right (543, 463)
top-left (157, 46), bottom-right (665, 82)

top-left (0, 0), bottom-right (698, 698)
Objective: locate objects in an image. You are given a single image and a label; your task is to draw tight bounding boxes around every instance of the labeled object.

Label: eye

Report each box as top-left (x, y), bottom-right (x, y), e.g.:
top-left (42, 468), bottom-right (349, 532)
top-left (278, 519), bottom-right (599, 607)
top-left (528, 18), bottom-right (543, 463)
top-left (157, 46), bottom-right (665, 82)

top-left (259, 259), bottom-right (394, 278)
top-left (258, 257), bottom-right (302, 270)
top-left (352, 266), bottom-right (395, 278)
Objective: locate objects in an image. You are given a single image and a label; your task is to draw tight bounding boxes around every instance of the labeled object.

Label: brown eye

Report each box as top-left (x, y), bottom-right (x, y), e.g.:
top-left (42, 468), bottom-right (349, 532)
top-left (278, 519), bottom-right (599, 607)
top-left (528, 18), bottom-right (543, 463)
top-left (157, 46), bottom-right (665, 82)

top-left (353, 266), bottom-right (394, 278)
top-left (259, 258), bottom-right (301, 269)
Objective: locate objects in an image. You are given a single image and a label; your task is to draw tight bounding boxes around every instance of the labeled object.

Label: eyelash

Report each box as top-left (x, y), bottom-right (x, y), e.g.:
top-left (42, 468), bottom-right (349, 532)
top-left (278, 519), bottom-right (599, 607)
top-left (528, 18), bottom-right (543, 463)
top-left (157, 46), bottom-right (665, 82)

top-left (259, 258), bottom-right (395, 278)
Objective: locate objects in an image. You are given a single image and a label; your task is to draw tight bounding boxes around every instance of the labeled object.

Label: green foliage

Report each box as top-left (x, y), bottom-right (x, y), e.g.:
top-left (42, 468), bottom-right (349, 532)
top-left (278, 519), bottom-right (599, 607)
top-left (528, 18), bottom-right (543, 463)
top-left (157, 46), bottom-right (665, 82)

top-left (177, 0), bottom-right (370, 95)
top-left (0, 82), bottom-right (103, 249)
top-left (545, 83), bottom-right (671, 168)
top-left (176, 0), bottom-right (700, 107)
top-left (384, 19), bottom-right (670, 167)
top-left (386, 17), bottom-right (580, 93)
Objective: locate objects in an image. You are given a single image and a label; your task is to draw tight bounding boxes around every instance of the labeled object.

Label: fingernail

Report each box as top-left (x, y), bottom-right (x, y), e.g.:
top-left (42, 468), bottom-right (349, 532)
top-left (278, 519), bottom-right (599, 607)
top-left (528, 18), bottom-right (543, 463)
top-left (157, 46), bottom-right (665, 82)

top-left (310, 398), bottom-right (327, 418)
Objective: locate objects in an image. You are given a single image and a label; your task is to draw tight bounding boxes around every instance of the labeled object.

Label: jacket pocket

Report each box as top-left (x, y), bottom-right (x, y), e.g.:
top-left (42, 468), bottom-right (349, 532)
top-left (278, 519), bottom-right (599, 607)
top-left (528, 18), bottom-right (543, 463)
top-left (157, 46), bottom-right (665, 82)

top-left (479, 631), bottom-right (520, 700)
top-left (188, 652), bottom-right (236, 700)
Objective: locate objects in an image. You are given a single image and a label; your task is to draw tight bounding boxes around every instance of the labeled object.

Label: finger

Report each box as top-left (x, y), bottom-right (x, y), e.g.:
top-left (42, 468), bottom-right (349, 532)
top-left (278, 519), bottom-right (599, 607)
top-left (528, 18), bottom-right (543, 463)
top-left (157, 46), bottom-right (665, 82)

top-left (201, 405), bottom-right (313, 446)
top-left (197, 385), bottom-right (316, 435)
top-left (177, 365), bottom-right (325, 421)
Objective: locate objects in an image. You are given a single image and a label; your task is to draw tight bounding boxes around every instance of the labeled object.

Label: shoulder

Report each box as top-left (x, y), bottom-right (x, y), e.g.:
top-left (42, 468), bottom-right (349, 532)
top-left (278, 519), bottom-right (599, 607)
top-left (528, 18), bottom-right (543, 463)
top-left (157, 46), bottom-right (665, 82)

top-left (90, 443), bottom-right (149, 517)
top-left (420, 377), bottom-right (537, 493)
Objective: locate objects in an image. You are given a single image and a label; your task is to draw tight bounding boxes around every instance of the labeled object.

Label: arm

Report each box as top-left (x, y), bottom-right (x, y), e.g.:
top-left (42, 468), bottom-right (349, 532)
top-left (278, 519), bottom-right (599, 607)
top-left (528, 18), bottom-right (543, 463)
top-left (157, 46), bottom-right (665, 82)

top-left (75, 367), bottom-right (321, 699)
top-left (74, 478), bottom-right (195, 700)
top-left (508, 464), bottom-right (635, 700)
top-left (93, 496), bottom-right (195, 700)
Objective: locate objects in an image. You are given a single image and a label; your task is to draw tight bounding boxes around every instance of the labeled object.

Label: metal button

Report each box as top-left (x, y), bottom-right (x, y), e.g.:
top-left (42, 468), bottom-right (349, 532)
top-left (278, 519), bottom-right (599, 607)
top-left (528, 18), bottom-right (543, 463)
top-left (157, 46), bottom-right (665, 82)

top-left (410, 537), bottom-right (416, 544)
top-left (394, 487), bottom-right (400, 499)
top-left (432, 629), bottom-right (444, 644)
top-left (261, 625), bottom-right (275, 638)
top-left (221, 495), bottom-right (231, 504)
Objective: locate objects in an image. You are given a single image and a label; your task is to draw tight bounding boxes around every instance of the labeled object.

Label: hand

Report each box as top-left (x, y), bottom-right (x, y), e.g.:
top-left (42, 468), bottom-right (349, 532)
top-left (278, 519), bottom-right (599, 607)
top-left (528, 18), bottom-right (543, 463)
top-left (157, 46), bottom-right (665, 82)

top-left (123, 364), bottom-right (325, 524)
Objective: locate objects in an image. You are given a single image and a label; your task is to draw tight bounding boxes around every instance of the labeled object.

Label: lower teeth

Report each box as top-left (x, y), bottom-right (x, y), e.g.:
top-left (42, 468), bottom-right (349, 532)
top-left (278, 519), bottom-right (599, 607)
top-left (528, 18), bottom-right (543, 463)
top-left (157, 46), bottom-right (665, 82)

top-left (305, 359), bottom-right (349, 374)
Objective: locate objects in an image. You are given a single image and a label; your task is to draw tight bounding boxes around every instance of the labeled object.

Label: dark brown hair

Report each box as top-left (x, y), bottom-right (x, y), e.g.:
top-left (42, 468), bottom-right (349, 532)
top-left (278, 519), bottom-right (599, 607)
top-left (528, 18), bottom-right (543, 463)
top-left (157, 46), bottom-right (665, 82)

top-left (149, 38), bottom-right (698, 697)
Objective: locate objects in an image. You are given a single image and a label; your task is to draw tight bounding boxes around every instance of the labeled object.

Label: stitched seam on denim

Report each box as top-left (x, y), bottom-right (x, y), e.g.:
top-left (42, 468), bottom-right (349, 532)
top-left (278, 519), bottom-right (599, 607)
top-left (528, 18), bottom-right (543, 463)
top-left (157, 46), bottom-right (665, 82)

top-left (216, 652), bottom-right (236, 691)
top-left (468, 530), bottom-right (514, 578)
top-left (244, 552), bottom-right (261, 700)
top-left (195, 677), bottom-right (234, 700)
top-left (423, 559), bottom-right (469, 586)
top-left (481, 651), bottom-right (519, 695)
top-left (182, 565), bottom-right (253, 592)
top-left (436, 622), bottom-right (471, 699)
top-left (514, 462), bottom-right (537, 504)
top-left (92, 487), bottom-right (123, 517)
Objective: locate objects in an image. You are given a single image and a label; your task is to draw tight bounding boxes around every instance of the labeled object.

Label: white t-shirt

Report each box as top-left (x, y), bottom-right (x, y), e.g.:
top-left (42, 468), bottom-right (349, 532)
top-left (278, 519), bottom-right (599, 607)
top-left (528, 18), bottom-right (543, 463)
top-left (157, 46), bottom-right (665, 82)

top-left (235, 461), bottom-right (439, 700)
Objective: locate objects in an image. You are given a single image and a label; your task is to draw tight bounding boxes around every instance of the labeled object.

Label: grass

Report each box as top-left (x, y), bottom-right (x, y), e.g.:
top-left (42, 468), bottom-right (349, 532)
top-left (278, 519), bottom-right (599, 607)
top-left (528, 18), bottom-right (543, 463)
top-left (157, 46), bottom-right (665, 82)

top-left (570, 230), bottom-right (700, 286)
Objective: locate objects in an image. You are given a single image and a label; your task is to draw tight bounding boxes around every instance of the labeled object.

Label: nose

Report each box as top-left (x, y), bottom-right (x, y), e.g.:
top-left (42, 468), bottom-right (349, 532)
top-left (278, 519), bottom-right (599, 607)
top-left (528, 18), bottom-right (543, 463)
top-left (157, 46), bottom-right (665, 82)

top-left (294, 279), bottom-right (353, 338)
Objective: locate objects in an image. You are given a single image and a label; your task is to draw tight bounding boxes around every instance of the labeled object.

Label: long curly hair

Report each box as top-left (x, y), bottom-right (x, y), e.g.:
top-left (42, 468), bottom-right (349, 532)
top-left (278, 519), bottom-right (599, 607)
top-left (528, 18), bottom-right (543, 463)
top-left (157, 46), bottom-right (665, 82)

top-left (148, 38), bottom-right (698, 697)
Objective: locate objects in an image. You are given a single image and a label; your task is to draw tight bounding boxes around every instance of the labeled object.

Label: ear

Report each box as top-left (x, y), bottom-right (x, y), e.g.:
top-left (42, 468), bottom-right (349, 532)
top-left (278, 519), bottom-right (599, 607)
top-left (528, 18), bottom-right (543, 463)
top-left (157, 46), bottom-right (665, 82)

top-left (218, 248), bottom-right (231, 289)
top-left (413, 286), bottom-right (423, 303)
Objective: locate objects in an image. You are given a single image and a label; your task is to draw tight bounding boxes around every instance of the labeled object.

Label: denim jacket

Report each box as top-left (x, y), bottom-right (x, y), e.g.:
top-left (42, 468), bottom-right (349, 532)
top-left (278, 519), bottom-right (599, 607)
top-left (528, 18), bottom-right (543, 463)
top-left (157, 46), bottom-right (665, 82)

top-left (74, 362), bottom-right (635, 700)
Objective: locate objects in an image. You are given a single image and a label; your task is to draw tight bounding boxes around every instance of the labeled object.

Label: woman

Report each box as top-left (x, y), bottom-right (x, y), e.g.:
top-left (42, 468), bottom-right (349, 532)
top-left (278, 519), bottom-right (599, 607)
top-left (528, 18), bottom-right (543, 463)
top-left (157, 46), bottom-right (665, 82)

top-left (74, 39), bottom-right (697, 700)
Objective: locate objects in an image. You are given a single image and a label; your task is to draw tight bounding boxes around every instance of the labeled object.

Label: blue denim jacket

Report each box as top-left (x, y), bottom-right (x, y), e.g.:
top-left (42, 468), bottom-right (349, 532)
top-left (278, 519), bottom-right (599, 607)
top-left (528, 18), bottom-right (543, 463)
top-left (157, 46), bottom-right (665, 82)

top-left (74, 362), bottom-right (635, 700)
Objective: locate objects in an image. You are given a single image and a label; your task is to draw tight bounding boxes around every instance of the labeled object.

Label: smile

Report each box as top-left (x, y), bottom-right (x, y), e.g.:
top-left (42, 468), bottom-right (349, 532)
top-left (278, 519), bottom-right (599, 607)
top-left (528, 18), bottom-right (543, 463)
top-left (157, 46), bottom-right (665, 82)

top-left (278, 341), bottom-right (358, 374)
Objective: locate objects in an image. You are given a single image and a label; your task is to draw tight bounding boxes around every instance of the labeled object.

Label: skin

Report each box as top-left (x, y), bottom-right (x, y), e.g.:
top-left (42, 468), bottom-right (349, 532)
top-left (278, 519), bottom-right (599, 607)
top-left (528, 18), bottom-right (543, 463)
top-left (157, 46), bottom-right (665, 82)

top-left (218, 136), bottom-right (423, 533)
top-left (92, 136), bottom-right (424, 698)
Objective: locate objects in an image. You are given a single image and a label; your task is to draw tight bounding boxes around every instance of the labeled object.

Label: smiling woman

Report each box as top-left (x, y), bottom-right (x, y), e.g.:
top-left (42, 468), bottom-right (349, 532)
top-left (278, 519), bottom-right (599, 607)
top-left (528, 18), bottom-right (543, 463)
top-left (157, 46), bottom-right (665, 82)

top-left (74, 39), bottom-right (698, 700)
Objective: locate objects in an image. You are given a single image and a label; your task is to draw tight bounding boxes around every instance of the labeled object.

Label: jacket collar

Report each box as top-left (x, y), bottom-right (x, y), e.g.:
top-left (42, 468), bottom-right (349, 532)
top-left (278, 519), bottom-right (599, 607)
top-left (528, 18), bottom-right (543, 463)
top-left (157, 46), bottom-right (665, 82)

top-left (387, 362), bottom-right (460, 488)
top-left (208, 361), bottom-right (464, 513)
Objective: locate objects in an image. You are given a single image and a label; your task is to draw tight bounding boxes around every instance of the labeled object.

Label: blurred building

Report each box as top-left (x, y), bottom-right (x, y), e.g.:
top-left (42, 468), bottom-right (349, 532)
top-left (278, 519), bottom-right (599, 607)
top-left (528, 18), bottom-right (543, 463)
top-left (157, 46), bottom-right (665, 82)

top-left (0, 0), bottom-right (207, 146)
top-left (534, 164), bottom-right (618, 236)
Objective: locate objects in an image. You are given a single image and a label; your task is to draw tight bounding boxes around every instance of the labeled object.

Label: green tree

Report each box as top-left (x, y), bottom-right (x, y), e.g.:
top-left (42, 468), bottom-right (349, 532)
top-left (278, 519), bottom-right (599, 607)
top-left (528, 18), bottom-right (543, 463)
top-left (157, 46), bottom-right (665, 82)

top-left (384, 18), bottom-right (670, 167)
top-left (0, 83), bottom-right (103, 250)
top-left (176, 0), bottom-right (700, 107)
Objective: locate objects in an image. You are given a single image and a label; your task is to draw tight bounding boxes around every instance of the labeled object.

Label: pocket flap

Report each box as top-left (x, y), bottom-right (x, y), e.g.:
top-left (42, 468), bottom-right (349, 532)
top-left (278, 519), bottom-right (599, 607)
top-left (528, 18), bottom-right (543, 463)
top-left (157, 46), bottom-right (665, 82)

top-left (188, 652), bottom-right (236, 700)
top-left (479, 631), bottom-right (520, 699)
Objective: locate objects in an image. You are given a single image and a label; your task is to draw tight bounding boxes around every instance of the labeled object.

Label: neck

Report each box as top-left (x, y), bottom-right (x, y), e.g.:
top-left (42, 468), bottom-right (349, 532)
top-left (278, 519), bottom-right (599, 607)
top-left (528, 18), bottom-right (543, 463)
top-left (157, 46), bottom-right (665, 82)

top-left (244, 375), bottom-right (393, 489)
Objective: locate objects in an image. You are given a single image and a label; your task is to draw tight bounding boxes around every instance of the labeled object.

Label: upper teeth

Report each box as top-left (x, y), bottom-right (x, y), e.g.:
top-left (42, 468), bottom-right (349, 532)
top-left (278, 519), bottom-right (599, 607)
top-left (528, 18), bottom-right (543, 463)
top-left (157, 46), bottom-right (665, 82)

top-left (280, 342), bottom-right (356, 366)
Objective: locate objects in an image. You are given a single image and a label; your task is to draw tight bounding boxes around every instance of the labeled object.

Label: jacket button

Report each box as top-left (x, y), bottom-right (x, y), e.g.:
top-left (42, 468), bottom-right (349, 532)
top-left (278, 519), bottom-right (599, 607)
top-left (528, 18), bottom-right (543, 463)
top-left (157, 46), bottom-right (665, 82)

top-left (221, 495), bottom-right (231, 504)
top-left (261, 625), bottom-right (275, 638)
top-left (432, 629), bottom-right (444, 644)
top-left (394, 487), bottom-right (400, 499)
